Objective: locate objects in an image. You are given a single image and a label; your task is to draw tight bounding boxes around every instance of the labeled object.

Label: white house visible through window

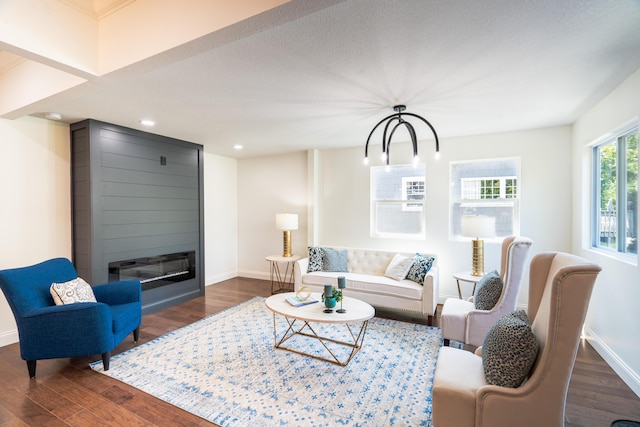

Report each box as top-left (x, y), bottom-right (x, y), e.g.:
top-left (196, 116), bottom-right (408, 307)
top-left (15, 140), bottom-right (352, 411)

top-left (402, 176), bottom-right (425, 211)
top-left (371, 164), bottom-right (425, 238)
top-left (450, 158), bottom-right (520, 239)
top-left (592, 125), bottom-right (638, 259)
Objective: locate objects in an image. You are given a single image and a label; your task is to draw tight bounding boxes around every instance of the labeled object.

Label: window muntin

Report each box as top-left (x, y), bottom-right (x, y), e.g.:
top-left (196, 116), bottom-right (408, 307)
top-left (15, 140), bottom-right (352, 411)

top-left (451, 158), bottom-right (520, 239)
top-left (593, 127), bottom-right (638, 257)
top-left (371, 164), bottom-right (425, 238)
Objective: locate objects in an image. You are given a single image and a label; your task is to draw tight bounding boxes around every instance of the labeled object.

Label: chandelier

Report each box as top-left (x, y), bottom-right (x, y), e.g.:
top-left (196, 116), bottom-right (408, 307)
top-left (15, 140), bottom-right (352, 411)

top-left (363, 105), bottom-right (440, 166)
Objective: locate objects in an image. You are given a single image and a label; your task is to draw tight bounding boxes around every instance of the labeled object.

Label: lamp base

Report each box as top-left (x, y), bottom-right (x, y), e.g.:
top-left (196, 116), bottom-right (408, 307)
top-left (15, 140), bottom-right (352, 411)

top-left (470, 238), bottom-right (485, 276)
top-left (282, 230), bottom-right (292, 257)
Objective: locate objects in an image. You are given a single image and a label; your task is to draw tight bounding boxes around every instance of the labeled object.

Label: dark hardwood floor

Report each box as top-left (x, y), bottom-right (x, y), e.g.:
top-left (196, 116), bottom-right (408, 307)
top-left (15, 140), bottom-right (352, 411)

top-left (0, 277), bottom-right (638, 426)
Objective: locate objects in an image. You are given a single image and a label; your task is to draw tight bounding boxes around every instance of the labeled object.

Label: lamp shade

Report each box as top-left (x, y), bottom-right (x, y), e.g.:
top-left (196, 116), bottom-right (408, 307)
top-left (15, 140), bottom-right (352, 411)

top-left (462, 215), bottom-right (496, 238)
top-left (276, 213), bottom-right (298, 231)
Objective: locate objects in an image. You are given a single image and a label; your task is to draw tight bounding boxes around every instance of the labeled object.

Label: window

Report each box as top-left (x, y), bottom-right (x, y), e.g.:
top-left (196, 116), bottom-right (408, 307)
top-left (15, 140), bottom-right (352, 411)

top-left (593, 126), bottom-right (638, 257)
top-left (371, 164), bottom-right (425, 238)
top-left (450, 158), bottom-right (520, 239)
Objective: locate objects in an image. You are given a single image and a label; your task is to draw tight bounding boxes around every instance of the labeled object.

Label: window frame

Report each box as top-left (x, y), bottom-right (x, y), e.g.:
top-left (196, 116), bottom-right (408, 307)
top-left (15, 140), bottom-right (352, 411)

top-left (591, 124), bottom-right (638, 262)
top-left (450, 157), bottom-right (521, 241)
top-left (370, 163), bottom-right (426, 239)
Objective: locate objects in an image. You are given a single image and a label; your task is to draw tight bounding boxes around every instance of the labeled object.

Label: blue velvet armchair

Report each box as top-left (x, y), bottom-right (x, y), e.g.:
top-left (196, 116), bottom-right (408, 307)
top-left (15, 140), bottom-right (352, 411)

top-left (0, 257), bottom-right (142, 378)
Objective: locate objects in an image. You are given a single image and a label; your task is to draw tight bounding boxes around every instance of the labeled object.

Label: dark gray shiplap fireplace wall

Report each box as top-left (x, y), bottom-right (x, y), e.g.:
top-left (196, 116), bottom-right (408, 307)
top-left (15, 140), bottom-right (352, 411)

top-left (70, 119), bottom-right (205, 314)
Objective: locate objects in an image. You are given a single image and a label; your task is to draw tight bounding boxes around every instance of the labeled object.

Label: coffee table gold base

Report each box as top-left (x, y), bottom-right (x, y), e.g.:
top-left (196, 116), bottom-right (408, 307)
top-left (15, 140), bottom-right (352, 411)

top-left (272, 314), bottom-right (369, 366)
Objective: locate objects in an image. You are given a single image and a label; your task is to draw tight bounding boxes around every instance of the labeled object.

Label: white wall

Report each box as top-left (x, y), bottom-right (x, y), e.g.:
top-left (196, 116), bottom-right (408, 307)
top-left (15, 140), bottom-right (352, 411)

top-left (0, 116), bottom-right (72, 346)
top-left (573, 67), bottom-right (640, 396)
top-left (236, 151), bottom-right (308, 280)
top-left (203, 151), bottom-right (238, 285)
top-left (316, 126), bottom-right (573, 304)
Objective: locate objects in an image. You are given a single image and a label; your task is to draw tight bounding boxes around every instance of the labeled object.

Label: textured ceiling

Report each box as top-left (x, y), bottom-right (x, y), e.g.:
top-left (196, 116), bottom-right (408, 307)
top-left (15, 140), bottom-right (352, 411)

top-left (13, 0), bottom-right (640, 158)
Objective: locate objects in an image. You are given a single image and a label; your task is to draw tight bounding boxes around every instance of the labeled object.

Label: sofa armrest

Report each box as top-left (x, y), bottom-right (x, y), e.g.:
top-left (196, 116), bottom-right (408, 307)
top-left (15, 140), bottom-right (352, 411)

top-left (421, 264), bottom-right (439, 316)
top-left (294, 258), bottom-right (309, 290)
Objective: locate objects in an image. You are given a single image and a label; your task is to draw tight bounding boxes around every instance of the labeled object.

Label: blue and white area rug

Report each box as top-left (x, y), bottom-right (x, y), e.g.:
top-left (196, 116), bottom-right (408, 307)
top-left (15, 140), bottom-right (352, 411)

top-left (91, 297), bottom-right (443, 426)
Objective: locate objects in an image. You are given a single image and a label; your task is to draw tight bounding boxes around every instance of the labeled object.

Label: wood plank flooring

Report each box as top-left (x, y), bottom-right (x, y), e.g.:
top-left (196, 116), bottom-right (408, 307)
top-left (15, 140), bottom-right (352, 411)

top-left (0, 277), bottom-right (638, 426)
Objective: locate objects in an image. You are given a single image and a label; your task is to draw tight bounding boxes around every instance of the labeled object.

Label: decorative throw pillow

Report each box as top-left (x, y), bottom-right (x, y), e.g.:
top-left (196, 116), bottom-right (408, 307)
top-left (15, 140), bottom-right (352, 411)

top-left (322, 248), bottom-right (348, 272)
top-left (406, 253), bottom-right (435, 285)
top-left (475, 276), bottom-right (504, 310)
top-left (384, 253), bottom-right (414, 281)
top-left (50, 277), bottom-right (97, 305)
top-left (473, 270), bottom-right (500, 301)
top-left (307, 246), bottom-right (324, 272)
top-left (482, 310), bottom-right (539, 388)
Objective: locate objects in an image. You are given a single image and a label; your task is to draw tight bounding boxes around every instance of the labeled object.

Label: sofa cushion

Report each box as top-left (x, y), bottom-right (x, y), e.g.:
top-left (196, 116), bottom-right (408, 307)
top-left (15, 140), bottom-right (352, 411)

top-left (302, 271), bottom-right (423, 300)
top-left (482, 310), bottom-right (538, 388)
top-left (322, 248), bottom-right (348, 272)
top-left (384, 253), bottom-right (414, 281)
top-left (406, 253), bottom-right (435, 285)
top-left (50, 277), bottom-right (97, 305)
top-left (473, 270), bottom-right (499, 301)
top-left (475, 276), bottom-right (503, 310)
top-left (307, 246), bottom-right (324, 273)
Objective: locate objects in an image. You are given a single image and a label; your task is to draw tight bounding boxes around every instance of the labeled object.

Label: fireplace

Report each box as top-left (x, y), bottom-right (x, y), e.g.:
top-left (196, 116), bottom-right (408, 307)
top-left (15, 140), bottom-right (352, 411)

top-left (108, 251), bottom-right (196, 292)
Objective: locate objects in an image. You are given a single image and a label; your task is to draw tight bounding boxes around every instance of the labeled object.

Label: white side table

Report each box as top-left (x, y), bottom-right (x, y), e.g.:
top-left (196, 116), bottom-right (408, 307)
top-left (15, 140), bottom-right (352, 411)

top-left (266, 254), bottom-right (301, 294)
top-left (452, 271), bottom-right (482, 299)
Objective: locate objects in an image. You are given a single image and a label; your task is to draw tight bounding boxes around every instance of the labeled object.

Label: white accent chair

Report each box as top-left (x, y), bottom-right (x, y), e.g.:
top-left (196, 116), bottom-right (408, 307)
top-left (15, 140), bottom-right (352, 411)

top-left (441, 236), bottom-right (532, 348)
top-left (432, 251), bottom-right (601, 427)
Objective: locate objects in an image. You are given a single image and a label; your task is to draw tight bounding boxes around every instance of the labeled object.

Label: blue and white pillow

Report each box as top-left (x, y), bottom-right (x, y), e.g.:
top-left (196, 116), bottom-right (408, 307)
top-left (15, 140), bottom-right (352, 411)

top-left (406, 253), bottom-right (435, 285)
top-left (307, 246), bottom-right (324, 272)
top-left (322, 248), bottom-right (348, 272)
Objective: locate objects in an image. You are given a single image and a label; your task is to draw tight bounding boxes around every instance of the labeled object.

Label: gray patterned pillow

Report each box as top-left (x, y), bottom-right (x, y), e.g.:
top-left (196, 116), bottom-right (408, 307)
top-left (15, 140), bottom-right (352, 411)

top-left (475, 276), bottom-right (503, 310)
top-left (307, 246), bottom-right (324, 272)
top-left (473, 270), bottom-right (499, 301)
top-left (50, 277), bottom-right (97, 305)
top-left (322, 248), bottom-right (348, 272)
top-left (482, 310), bottom-right (539, 388)
top-left (406, 253), bottom-right (435, 285)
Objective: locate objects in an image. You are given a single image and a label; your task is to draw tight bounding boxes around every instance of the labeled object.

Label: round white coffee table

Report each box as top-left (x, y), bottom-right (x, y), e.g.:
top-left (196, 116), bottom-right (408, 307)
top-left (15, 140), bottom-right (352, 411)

top-left (265, 292), bottom-right (375, 366)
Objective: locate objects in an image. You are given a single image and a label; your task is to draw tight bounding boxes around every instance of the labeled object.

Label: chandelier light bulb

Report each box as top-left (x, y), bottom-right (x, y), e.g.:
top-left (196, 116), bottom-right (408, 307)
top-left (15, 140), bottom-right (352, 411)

top-left (434, 151), bottom-right (441, 160)
top-left (363, 157), bottom-right (369, 165)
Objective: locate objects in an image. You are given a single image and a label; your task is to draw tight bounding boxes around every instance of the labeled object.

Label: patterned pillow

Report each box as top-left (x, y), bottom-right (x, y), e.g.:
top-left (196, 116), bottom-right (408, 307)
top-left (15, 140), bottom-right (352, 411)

top-left (322, 248), bottom-right (348, 272)
top-left (482, 310), bottom-right (539, 388)
top-left (406, 253), bottom-right (435, 285)
top-left (307, 246), bottom-right (324, 272)
top-left (473, 270), bottom-right (499, 301)
top-left (50, 277), bottom-right (97, 305)
top-left (384, 253), bottom-right (414, 281)
top-left (475, 276), bottom-right (503, 310)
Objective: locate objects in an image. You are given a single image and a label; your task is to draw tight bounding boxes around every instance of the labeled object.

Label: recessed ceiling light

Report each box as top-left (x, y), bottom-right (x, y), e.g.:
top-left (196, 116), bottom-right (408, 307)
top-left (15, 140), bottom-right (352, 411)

top-left (139, 119), bottom-right (155, 126)
top-left (233, 145), bottom-right (243, 150)
top-left (45, 112), bottom-right (62, 120)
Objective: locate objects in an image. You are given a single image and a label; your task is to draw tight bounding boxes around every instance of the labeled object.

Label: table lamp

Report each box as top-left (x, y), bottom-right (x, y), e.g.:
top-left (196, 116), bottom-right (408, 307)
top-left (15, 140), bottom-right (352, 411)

top-left (276, 213), bottom-right (298, 257)
top-left (462, 215), bottom-right (496, 276)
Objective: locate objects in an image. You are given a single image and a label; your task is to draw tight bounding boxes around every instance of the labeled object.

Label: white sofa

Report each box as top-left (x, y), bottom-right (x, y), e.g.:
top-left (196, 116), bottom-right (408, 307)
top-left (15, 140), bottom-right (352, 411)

top-left (293, 247), bottom-right (439, 325)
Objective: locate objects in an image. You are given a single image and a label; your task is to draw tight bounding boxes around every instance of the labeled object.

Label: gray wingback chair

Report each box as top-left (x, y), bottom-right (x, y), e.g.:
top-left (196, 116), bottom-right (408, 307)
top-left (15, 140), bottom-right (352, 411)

top-left (432, 251), bottom-right (602, 427)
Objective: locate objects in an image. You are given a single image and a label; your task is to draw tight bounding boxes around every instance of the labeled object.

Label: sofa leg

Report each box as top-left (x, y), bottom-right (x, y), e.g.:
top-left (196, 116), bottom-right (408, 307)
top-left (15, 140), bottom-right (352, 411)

top-left (27, 360), bottom-right (36, 378)
top-left (427, 315), bottom-right (433, 326)
top-left (443, 339), bottom-right (450, 346)
top-left (102, 352), bottom-right (111, 371)
top-left (133, 327), bottom-right (140, 342)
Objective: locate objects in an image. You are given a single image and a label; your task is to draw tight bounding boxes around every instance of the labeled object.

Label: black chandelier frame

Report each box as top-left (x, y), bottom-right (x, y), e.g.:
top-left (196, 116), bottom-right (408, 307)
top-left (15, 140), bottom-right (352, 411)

top-left (364, 105), bottom-right (440, 165)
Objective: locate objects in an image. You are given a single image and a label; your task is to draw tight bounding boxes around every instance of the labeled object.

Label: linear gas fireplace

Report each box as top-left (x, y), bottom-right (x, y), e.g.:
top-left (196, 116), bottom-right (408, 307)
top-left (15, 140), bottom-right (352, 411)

top-left (109, 251), bottom-right (196, 292)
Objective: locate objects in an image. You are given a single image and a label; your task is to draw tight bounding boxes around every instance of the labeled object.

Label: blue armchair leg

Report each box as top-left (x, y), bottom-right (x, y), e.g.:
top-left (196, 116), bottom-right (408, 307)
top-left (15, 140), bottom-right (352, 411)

top-left (27, 360), bottom-right (36, 378)
top-left (102, 352), bottom-right (111, 371)
top-left (133, 327), bottom-right (140, 342)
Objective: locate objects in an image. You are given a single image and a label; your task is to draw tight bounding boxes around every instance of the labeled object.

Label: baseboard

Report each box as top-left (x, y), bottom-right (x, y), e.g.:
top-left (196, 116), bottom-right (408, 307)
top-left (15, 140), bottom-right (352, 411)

top-left (205, 271), bottom-right (239, 286)
top-left (0, 329), bottom-right (18, 347)
top-left (585, 326), bottom-right (640, 398)
top-left (237, 270), bottom-right (270, 282)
